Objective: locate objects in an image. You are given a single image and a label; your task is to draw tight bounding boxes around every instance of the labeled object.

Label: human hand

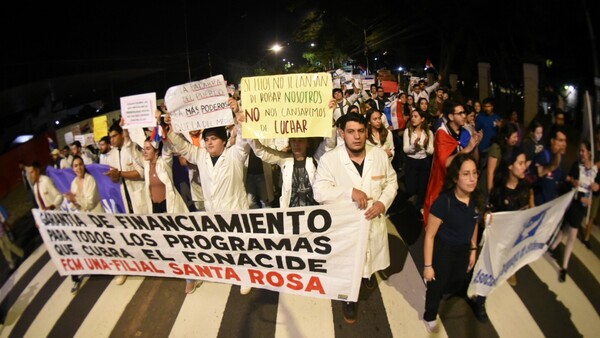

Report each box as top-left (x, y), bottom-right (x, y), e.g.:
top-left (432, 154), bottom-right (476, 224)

top-left (228, 97), bottom-right (240, 114)
top-left (64, 192), bottom-right (76, 203)
top-left (105, 168), bottom-right (120, 183)
top-left (423, 266), bottom-right (435, 282)
top-left (364, 201), bottom-right (385, 220)
top-left (328, 99), bottom-right (337, 109)
top-left (468, 251), bottom-right (477, 271)
top-left (352, 188), bottom-right (369, 210)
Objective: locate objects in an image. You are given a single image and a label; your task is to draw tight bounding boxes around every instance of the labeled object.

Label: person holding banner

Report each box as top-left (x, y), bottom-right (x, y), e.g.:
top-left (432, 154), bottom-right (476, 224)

top-left (138, 133), bottom-right (200, 294)
top-left (164, 97), bottom-right (255, 295)
top-left (65, 156), bottom-right (105, 213)
top-left (248, 133), bottom-right (334, 208)
top-left (422, 153), bottom-right (484, 333)
top-left (63, 155), bottom-right (104, 293)
top-left (105, 122), bottom-right (147, 286)
top-left (548, 140), bottom-right (599, 282)
top-left (313, 112), bottom-right (398, 324)
top-left (469, 147), bottom-right (532, 322)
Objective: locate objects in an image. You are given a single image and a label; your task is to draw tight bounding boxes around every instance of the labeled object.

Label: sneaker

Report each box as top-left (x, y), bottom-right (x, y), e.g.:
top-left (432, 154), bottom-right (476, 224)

top-left (362, 275), bottom-right (376, 290)
top-left (115, 275), bottom-right (127, 285)
top-left (559, 269), bottom-right (567, 283)
top-left (507, 274), bottom-right (517, 286)
top-left (342, 301), bottom-right (357, 324)
top-left (71, 280), bottom-right (81, 293)
top-left (469, 297), bottom-right (489, 323)
top-left (240, 285), bottom-right (252, 295)
top-left (423, 319), bottom-right (438, 333)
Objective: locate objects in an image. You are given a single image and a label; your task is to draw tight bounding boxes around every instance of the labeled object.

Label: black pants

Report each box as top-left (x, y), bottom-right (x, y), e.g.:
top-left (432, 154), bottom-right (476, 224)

top-left (391, 131), bottom-right (403, 171)
top-left (424, 238), bottom-right (471, 321)
top-left (404, 156), bottom-right (431, 209)
top-left (152, 200), bottom-right (167, 213)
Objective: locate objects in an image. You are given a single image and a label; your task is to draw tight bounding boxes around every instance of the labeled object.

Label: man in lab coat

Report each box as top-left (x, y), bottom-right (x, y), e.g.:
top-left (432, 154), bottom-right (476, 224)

top-left (165, 98), bottom-right (254, 295)
top-left (313, 112), bottom-right (398, 324)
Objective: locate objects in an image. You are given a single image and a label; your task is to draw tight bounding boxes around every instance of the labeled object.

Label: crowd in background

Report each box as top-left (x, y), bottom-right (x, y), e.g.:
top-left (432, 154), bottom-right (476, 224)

top-left (9, 74), bottom-right (598, 332)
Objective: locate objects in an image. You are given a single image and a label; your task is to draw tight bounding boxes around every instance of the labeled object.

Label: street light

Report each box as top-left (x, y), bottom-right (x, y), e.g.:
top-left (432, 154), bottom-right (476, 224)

top-left (271, 43), bottom-right (283, 53)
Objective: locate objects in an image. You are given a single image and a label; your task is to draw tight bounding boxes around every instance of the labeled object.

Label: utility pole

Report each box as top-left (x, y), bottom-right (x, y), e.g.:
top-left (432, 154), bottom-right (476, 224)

top-left (364, 28), bottom-right (369, 75)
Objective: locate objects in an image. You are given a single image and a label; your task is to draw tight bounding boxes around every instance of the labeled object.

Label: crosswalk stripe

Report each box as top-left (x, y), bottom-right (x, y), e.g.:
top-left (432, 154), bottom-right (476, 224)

top-left (274, 293), bottom-right (334, 338)
top-left (110, 277), bottom-right (188, 337)
top-left (47, 275), bottom-right (112, 338)
top-left (382, 221), bottom-right (446, 337)
top-left (74, 276), bottom-right (145, 338)
top-left (168, 281), bottom-right (230, 338)
top-left (0, 215), bottom-right (599, 337)
top-left (529, 256), bottom-right (600, 336)
top-left (24, 273), bottom-right (79, 336)
top-left (0, 260), bottom-right (57, 338)
top-left (0, 246), bottom-right (46, 305)
top-left (486, 283), bottom-right (544, 338)
top-left (565, 235), bottom-right (600, 285)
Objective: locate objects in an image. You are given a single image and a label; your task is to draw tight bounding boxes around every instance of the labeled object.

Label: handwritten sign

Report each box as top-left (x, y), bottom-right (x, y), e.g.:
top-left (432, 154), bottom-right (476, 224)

top-left (120, 92), bottom-right (157, 129)
top-left (164, 75), bottom-right (233, 133)
top-left (241, 73), bottom-right (333, 139)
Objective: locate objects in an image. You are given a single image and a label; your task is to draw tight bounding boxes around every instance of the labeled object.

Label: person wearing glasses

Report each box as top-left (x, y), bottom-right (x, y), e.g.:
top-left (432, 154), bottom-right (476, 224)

top-left (422, 153), bottom-right (484, 333)
top-left (422, 101), bottom-right (482, 224)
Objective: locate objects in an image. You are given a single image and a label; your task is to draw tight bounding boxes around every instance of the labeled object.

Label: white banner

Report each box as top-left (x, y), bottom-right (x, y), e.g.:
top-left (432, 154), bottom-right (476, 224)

top-left (164, 75), bottom-right (234, 133)
top-left (468, 190), bottom-right (575, 298)
top-left (32, 203), bottom-right (368, 302)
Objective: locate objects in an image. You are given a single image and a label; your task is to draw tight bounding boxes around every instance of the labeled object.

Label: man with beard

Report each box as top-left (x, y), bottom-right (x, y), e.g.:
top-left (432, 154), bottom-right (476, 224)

top-left (313, 112), bottom-right (398, 324)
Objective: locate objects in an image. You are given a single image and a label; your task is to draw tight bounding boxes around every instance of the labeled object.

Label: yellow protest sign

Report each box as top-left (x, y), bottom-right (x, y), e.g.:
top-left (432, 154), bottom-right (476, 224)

top-left (241, 73), bottom-right (333, 139)
top-left (93, 115), bottom-right (108, 141)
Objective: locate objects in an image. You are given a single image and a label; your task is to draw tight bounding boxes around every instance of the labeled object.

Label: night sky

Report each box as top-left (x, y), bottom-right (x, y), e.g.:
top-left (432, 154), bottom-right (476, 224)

top-left (0, 0), bottom-right (598, 142)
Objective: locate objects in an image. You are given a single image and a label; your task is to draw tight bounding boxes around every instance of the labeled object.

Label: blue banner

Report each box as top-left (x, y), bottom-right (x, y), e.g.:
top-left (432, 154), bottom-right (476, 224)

top-left (46, 164), bottom-right (125, 213)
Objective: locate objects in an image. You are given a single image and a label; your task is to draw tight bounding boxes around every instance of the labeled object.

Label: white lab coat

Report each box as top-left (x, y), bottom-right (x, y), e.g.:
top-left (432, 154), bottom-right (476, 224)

top-left (313, 144), bottom-right (398, 277)
top-left (141, 143), bottom-right (188, 214)
top-left (33, 175), bottom-right (64, 210)
top-left (250, 136), bottom-right (333, 208)
top-left (367, 130), bottom-right (395, 162)
top-left (167, 127), bottom-right (251, 212)
top-left (69, 173), bottom-right (104, 212)
top-left (106, 139), bottom-right (148, 214)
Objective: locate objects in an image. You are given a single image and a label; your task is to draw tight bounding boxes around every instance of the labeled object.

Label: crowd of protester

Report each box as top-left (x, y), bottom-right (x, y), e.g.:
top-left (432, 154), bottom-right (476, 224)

top-left (9, 74), bottom-right (596, 332)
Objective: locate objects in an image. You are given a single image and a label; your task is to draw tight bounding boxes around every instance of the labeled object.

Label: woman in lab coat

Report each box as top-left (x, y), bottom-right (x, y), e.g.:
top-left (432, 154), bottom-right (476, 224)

top-left (64, 155), bottom-right (104, 293)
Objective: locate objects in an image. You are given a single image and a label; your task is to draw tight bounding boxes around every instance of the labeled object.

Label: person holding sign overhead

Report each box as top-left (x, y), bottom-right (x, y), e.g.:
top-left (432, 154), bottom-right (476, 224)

top-left (164, 97), bottom-right (255, 295)
top-left (313, 112), bottom-right (398, 324)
